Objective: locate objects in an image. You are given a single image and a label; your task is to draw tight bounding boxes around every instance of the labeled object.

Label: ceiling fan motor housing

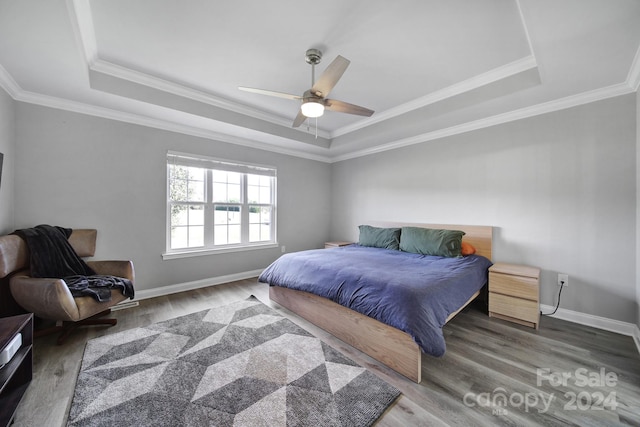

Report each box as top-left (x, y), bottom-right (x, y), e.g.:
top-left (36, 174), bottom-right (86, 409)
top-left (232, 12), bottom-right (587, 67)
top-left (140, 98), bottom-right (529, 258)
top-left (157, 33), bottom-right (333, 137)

top-left (302, 89), bottom-right (324, 103)
top-left (305, 49), bottom-right (322, 65)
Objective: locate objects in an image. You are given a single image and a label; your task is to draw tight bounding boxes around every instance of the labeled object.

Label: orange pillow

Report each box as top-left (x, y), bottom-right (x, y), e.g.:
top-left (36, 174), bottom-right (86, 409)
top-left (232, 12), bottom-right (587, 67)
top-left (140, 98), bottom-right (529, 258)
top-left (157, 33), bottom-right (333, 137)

top-left (461, 241), bottom-right (476, 256)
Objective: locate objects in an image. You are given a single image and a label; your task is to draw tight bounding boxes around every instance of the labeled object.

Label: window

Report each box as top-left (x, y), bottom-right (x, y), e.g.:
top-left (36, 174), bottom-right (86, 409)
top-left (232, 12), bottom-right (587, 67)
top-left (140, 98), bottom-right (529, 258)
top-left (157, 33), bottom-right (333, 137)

top-left (165, 151), bottom-right (277, 257)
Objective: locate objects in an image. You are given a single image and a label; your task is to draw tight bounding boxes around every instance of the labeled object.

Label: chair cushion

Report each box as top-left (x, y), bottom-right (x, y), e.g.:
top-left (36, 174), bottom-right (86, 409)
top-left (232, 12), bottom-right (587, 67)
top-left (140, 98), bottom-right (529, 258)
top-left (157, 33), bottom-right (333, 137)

top-left (75, 291), bottom-right (128, 320)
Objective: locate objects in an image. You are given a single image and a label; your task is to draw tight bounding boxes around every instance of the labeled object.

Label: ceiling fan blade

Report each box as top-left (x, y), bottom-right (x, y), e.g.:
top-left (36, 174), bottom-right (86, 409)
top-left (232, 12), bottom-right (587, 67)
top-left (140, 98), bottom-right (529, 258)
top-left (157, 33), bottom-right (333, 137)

top-left (292, 110), bottom-right (307, 128)
top-left (325, 99), bottom-right (374, 117)
top-left (311, 55), bottom-right (350, 98)
top-left (238, 86), bottom-right (301, 100)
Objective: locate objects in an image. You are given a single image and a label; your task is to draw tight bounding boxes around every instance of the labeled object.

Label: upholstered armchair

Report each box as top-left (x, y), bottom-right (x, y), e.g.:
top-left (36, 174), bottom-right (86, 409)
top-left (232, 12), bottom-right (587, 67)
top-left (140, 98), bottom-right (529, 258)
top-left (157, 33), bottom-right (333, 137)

top-left (0, 229), bottom-right (135, 344)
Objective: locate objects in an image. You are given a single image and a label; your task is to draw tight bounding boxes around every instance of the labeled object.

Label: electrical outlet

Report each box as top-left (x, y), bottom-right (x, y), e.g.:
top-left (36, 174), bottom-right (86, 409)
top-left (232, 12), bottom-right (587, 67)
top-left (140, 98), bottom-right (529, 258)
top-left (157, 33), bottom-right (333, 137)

top-left (558, 273), bottom-right (569, 287)
top-left (281, 246), bottom-right (286, 253)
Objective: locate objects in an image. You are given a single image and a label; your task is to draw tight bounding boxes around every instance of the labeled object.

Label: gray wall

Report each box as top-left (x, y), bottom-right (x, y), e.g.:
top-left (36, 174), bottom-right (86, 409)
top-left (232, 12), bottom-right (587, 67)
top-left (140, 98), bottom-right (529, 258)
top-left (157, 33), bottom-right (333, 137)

top-left (330, 94), bottom-right (637, 324)
top-left (0, 87), bottom-right (14, 234)
top-left (13, 103), bottom-right (332, 292)
top-left (7, 92), bottom-right (640, 326)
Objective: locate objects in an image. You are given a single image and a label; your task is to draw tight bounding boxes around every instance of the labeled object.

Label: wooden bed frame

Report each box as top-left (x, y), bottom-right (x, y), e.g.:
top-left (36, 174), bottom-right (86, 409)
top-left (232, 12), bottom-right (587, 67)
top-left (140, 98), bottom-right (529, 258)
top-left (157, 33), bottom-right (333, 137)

top-left (269, 222), bottom-right (493, 383)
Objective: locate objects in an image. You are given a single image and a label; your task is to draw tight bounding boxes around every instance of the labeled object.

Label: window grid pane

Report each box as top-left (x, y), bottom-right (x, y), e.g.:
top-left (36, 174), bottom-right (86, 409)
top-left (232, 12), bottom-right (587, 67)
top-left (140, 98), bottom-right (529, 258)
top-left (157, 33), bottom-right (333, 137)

top-left (169, 165), bottom-right (206, 202)
top-left (249, 206), bottom-right (271, 242)
top-left (214, 205), bottom-right (242, 245)
top-left (212, 171), bottom-right (242, 203)
top-left (247, 174), bottom-right (271, 204)
top-left (170, 203), bottom-right (205, 249)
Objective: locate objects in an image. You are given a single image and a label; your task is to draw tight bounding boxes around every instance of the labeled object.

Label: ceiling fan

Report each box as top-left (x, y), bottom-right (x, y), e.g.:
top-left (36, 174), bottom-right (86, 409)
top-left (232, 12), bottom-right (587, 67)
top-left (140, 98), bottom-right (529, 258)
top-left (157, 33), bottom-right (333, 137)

top-left (239, 49), bottom-right (374, 128)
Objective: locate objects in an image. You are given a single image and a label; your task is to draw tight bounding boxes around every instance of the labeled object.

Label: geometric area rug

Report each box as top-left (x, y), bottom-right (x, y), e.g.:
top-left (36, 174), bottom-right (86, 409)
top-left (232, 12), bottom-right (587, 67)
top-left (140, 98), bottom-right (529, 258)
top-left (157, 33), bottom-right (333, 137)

top-left (67, 296), bottom-right (401, 426)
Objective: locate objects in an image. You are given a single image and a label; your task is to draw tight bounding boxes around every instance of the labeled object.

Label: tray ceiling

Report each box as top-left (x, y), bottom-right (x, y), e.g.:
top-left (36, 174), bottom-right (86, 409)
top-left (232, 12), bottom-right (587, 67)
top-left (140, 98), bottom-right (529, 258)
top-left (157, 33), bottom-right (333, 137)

top-left (0, 0), bottom-right (639, 162)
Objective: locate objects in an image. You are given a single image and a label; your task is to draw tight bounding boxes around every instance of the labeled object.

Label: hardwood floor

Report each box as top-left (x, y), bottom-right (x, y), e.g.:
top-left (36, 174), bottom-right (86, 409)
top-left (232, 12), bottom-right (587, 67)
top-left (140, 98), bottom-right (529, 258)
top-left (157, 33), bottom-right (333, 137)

top-left (10, 278), bottom-right (640, 426)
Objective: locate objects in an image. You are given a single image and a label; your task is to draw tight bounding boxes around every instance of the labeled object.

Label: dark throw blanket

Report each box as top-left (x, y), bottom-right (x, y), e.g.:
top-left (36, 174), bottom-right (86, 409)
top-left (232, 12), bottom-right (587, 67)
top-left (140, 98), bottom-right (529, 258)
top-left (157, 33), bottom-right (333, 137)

top-left (13, 225), bottom-right (134, 302)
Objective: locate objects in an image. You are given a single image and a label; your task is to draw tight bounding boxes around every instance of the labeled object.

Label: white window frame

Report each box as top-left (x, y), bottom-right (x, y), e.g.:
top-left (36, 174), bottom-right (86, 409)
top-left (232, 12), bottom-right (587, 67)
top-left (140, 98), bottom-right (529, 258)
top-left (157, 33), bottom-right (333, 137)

top-left (163, 151), bottom-right (277, 260)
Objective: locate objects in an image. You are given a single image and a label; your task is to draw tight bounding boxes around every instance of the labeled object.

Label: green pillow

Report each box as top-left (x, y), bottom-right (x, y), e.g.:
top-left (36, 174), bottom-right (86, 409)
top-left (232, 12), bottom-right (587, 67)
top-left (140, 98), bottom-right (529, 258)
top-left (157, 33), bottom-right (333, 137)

top-left (358, 225), bottom-right (401, 250)
top-left (399, 227), bottom-right (466, 257)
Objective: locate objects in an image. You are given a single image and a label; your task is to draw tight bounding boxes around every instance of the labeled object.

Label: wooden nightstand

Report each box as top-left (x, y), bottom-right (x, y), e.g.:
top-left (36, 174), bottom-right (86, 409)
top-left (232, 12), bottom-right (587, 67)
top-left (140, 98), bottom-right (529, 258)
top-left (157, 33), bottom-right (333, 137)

top-left (324, 241), bottom-right (354, 249)
top-left (488, 262), bottom-right (540, 329)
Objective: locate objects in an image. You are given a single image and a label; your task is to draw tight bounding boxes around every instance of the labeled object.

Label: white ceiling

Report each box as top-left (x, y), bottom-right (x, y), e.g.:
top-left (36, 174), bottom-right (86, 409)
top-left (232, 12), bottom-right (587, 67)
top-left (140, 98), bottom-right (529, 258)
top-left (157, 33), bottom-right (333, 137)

top-left (0, 0), bottom-right (639, 162)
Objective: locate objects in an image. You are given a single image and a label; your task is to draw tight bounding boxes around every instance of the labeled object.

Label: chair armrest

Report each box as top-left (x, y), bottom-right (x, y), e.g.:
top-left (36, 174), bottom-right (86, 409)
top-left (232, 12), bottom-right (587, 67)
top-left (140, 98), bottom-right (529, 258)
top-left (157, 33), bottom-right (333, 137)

top-left (86, 260), bottom-right (135, 283)
top-left (9, 271), bottom-right (81, 321)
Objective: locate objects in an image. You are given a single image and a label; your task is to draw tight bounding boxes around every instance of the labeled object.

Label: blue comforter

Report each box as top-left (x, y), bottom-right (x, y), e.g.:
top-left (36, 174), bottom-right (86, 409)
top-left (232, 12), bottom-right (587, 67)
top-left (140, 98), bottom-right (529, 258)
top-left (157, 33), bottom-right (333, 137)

top-left (259, 245), bottom-right (492, 356)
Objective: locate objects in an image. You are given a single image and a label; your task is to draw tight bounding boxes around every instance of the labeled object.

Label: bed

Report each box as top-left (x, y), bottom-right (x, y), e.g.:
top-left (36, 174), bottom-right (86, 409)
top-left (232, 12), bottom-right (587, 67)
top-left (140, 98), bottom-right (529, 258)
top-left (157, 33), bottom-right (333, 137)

top-left (260, 223), bottom-right (493, 383)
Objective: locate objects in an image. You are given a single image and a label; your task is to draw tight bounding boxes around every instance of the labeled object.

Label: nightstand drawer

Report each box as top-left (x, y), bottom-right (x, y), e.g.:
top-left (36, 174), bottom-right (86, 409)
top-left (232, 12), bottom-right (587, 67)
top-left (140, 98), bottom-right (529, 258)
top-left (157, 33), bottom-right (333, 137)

top-left (489, 292), bottom-right (539, 324)
top-left (489, 271), bottom-right (538, 301)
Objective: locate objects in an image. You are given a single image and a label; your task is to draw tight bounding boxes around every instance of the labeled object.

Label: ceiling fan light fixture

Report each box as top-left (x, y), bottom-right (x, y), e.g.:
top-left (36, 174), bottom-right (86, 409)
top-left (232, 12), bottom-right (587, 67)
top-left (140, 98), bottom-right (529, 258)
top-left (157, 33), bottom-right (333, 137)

top-left (239, 49), bottom-right (373, 128)
top-left (301, 100), bottom-right (324, 118)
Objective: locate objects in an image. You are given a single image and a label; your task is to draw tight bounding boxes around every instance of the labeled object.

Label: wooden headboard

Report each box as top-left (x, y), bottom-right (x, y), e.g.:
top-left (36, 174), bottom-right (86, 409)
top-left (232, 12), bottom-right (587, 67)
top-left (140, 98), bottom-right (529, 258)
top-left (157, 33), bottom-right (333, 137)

top-left (367, 222), bottom-right (493, 260)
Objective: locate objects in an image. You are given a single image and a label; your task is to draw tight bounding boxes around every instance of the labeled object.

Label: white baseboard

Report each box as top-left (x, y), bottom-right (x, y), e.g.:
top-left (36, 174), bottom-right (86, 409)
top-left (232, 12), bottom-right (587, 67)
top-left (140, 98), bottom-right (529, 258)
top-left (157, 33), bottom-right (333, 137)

top-left (133, 269), bottom-right (264, 301)
top-left (540, 304), bottom-right (640, 355)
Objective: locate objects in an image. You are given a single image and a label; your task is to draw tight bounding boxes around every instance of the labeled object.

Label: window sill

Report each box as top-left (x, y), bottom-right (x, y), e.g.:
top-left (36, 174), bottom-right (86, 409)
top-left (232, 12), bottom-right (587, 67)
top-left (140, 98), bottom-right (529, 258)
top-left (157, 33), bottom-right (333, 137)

top-left (162, 242), bottom-right (279, 260)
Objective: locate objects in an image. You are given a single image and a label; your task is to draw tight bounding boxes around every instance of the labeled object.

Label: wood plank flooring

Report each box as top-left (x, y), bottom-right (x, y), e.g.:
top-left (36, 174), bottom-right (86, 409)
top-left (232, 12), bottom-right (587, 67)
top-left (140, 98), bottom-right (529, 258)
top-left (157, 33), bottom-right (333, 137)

top-left (10, 278), bottom-right (640, 426)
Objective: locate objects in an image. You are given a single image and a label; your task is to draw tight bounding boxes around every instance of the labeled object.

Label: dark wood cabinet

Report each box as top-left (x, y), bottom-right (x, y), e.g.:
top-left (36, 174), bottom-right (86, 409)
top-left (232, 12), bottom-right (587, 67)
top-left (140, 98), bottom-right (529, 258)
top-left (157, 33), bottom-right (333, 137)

top-left (0, 313), bottom-right (33, 427)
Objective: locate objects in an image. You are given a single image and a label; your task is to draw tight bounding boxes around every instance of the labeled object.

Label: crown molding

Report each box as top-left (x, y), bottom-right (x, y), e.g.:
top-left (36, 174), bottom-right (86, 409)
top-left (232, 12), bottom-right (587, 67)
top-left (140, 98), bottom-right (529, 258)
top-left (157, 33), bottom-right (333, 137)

top-left (330, 0), bottom-right (539, 141)
top-left (66, 0), bottom-right (97, 65)
top-left (330, 55), bottom-right (538, 139)
top-left (516, 0), bottom-right (537, 65)
top-left (331, 82), bottom-right (634, 163)
top-left (67, 0), bottom-right (543, 144)
top-left (64, 0), bottom-right (639, 153)
top-left (2, 63), bottom-right (633, 166)
top-left (0, 64), bottom-right (21, 98)
top-left (5, 0), bottom-right (640, 166)
top-left (2, 53), bottom-right (633, 166)
top-left (627, 43), bottom-right (640, 91)
top-left (90, 59), bottom-right (332, 140)
top-left (66, 0), bottom-right (331, 140)
top-left (10, 87), bottom-right (331, 163)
